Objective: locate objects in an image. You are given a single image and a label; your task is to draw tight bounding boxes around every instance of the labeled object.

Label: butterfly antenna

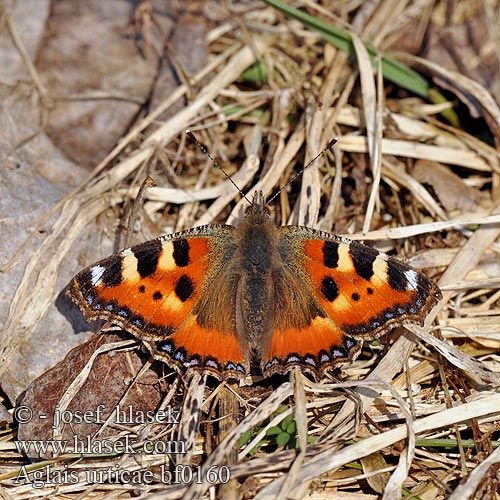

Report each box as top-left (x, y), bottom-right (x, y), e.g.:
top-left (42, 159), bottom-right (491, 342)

top-left (186, 130), bottom-right (252, 205)
top-left (268, 138), bottom-right (338, 204)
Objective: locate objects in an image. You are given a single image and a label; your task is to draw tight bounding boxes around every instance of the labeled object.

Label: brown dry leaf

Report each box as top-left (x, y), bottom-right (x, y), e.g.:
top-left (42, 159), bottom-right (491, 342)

top-left (150, 13), bottom-right (209, 120)
top-left (37, 0), bottom-right (170, 167)
top-left (360, 453), bottom-right (392, 494)
top-left (17, 332), bottom-right (164, 461)
top-left (413, 159), bottom-right (485, 213)
top-left (0, 4), bottom-right (93, 401)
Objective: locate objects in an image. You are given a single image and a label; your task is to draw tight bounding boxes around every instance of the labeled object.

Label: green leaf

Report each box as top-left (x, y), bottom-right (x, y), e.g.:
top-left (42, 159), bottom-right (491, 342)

top-left (266, 426), bottom-right (282, 436)
top-left (281, 413), bottom-right (296, 430)
top-left (284, 421), bottom-right (297, 435)
top-left (238, 429), bottom-right (254, 447)
top-left (276, 431), bottom-right (291, 447)
top-left (240, 60), bottom-right (268, 83)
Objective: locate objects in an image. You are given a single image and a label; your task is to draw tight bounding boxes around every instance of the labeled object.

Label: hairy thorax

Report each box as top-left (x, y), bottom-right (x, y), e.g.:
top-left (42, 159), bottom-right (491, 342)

top-left (234, 216), bottom-right (281, 347)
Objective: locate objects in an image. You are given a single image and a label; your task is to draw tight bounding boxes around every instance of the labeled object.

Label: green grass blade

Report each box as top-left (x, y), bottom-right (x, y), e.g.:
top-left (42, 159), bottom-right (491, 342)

top-left (262, 0), bottom-right (430, 98)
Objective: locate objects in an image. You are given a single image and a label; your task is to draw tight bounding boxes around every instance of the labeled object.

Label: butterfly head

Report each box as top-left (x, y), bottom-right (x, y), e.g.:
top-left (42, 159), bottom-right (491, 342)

top-left (244, 191), bottom-right (271, 224)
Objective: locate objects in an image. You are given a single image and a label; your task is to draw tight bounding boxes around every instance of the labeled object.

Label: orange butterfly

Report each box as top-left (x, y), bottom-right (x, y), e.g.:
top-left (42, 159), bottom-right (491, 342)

top-left (67, 191), bottom-right (441, 380)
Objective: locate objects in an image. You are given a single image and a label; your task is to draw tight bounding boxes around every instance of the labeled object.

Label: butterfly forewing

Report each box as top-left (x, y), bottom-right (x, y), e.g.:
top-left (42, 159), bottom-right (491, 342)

top-left (299, 231), bottom-right (441, 336)
top-left (68, 225), bottom-right (248, 378)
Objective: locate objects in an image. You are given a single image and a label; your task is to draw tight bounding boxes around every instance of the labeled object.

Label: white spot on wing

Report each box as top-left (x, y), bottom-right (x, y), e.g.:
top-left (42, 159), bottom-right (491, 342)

top-left (90, 265), bottom-right (105, 286)
top-left (405, 269), bottom-right (419, 290)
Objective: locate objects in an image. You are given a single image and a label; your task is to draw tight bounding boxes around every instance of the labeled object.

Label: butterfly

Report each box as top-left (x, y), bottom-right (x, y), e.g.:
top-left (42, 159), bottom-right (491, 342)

top-left (67, 191), bottom-right (442, 380)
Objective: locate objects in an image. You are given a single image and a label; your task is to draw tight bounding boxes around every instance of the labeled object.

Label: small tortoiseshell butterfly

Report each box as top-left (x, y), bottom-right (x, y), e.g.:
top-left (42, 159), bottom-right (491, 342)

top-left (67, 191), bottom-right (442, 380)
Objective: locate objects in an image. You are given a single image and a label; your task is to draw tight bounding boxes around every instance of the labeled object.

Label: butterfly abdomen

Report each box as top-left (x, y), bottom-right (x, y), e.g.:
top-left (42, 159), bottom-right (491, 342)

top-left (234, 217), bottom-right (281, 346)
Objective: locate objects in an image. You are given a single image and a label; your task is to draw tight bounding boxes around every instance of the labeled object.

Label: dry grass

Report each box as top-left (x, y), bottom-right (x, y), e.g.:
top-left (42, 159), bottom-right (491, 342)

top-left (1, 1), bottom-right (500, 499)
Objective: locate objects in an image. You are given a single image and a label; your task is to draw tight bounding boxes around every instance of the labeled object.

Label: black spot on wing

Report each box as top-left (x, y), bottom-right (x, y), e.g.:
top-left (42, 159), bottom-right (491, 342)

top-left (153, 291), bottom-right (163, 301)
top-left (155, 339), bottom-right (246, 379)
top-left (173, 239), bottom-right (190, 267)
top-left (131, 315), bottom-right (145, 329)
top-left (388, 261), bottom-right (412, 292)
top-left (323, 241), bottom-right (339, 268)
top-left (175, 274), bottom-right (194, 302)
top-left (133, 239), bottom-right (162, 279)
top-left (76, 270), bottom-right (99, 300)
top-left (262, 334), bottom-right (361, 378)
top-left (321, 276), bottom-right (339, 302)
top-left (101, 256), bottom-right (123, 287)
top-left (116, 304), bottom-right (132, 319)
top-left (350, 243), bottom-right (378, 281)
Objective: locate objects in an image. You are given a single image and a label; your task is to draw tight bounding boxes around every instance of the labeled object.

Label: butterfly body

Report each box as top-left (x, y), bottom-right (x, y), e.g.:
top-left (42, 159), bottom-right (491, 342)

top-left (68, 191), bottom-right (442, 380)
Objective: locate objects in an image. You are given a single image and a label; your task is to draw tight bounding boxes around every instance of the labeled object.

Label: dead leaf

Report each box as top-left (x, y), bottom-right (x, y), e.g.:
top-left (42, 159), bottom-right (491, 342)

top-left (17, 332), bottom-right (164, 461)
top-left (413, 160), bottom-right (484, 212)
